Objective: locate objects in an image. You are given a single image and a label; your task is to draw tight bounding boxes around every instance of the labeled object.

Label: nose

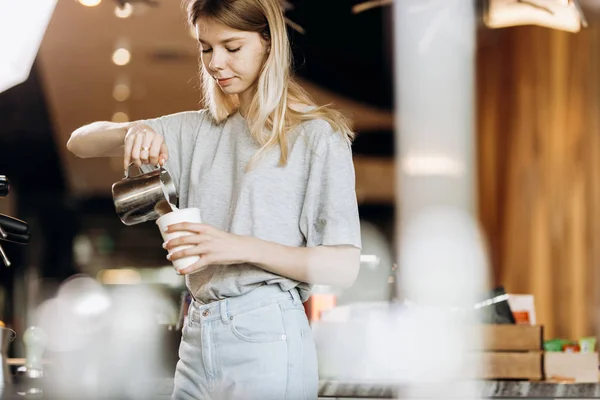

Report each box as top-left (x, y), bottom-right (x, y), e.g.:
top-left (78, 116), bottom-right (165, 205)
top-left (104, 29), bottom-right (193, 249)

top-left (208, 49), bottom-right (225, 71)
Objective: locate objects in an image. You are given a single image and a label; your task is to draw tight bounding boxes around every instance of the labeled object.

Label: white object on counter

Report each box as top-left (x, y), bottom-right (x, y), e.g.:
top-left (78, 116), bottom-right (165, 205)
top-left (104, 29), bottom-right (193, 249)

top-left (507, 294), bottom-right (536, 325)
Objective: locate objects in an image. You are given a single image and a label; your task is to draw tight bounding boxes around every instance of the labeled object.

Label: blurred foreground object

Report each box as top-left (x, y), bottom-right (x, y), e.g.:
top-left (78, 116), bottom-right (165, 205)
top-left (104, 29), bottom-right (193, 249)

top-left (0, 327), bottom-right (16, 395)
top-left (0, 0), bottom-right (57, 93)
top-left (394, 0), bottom-right (488, 397)
top-left (15, 326), bottom-right (48, 397)
top-left (34, 276), bottom-right (174, 399)
top-left (483, 0), bottom-right (587, 32)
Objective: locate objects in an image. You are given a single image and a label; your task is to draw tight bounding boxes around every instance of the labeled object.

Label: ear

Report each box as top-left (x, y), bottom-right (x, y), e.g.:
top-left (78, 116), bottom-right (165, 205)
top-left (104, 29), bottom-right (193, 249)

top-left (261, 30), bottom-right (271, 52)
top-left (261, 40), bottom-right (271, 57)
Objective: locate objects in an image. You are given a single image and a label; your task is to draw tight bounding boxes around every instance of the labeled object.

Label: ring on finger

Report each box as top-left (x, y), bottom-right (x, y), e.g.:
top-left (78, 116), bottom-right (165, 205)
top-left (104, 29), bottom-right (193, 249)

top-left (141, 146), bottom-right (150, 152)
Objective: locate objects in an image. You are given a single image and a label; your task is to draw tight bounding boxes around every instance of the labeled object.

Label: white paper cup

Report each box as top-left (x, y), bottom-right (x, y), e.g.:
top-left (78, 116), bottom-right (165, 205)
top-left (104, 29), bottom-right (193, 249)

top-left (156, 208), bottom-right (202, 271)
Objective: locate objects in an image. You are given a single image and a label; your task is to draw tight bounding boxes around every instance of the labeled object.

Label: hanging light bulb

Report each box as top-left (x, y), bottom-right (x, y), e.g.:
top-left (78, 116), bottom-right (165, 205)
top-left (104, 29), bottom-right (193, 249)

top-left (111, 111), bottom-right (129, 123)
top-left (112, 48), bottom-right (130, 65)
top-left (113, 75), bottom-right (131, 102)
top-left (112, 39), bottom-right (131, 66)
top-left (79, 0), bottom-right (102, 7)
top-left (115, 3), bottom-right (133, 18)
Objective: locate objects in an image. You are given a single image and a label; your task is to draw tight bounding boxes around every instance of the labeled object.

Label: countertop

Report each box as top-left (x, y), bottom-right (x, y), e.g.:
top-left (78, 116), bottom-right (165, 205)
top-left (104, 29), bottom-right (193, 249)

top-left (318, 380), bottom-right (600, 398)
top-left (4, 379), bottom-right (600, 399)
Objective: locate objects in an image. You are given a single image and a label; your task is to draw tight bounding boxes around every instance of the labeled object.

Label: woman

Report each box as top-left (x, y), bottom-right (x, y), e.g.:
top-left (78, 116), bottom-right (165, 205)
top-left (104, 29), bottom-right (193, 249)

top-left (67, 0), bottom-right (361, 398)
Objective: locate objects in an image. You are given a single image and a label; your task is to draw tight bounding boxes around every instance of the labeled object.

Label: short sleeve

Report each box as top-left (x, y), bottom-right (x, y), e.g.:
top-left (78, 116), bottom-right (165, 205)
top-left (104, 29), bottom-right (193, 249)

top-left (300, 136), bottom-right (362, 249)
top-left (139, 110), bottom-right (207, 195)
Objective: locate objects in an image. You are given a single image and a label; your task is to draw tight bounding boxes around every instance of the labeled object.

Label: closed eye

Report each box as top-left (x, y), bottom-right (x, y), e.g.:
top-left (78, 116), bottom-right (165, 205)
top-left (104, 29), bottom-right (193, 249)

top-left (200, 46), bottom-right (241, 54)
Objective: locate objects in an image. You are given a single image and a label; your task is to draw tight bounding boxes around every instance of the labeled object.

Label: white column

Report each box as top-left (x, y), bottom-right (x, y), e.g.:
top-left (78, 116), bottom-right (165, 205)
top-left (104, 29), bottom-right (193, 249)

top-left (394, 0), bottom-right (487, 395)
top-left (395, 0), bottom-right (476, 218)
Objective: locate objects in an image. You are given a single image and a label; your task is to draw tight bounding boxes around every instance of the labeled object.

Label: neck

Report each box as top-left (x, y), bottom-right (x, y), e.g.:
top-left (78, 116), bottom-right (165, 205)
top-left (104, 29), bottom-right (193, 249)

top-left (238, 85), bottom-right (257, 118)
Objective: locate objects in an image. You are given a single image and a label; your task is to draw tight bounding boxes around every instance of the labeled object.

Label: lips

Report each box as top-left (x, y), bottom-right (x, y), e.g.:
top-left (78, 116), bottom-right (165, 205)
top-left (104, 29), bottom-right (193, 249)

top-left (215, 77), bottom-right (234, 84)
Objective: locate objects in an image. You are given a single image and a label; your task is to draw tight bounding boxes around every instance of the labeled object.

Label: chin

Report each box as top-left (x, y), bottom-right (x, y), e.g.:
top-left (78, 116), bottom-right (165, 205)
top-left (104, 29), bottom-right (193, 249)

top-left (220, 87), bottom-right (242, 95)
top-left (219, 81), bottom-right (252, 96)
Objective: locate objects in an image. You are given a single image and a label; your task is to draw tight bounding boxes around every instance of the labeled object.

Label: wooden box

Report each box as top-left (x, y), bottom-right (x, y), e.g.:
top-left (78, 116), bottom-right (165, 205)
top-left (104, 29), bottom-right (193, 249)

top-left (473, 324), bottom-right (544, 380)
top-left (544, 352), bottom-right (599, 383)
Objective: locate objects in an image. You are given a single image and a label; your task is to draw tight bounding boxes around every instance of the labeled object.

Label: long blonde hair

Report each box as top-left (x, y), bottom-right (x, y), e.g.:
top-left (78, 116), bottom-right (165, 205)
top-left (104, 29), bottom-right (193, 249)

top-left (186, 0), bottom-right (354, 167)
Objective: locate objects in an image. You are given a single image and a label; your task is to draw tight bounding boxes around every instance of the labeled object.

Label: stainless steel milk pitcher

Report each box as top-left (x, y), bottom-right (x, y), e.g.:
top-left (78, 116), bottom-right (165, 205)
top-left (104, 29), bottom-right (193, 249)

top-left (111, 163), bottom-right (178, 226)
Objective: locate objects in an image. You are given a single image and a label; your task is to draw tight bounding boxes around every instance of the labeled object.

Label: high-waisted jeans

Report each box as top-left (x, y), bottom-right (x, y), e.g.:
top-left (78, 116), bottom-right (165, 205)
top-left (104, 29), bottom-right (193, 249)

top-left (171, 284), bottom-right (318, 400)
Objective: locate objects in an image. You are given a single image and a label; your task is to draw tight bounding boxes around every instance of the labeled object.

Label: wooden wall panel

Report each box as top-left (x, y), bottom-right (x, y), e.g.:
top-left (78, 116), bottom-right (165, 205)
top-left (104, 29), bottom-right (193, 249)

top-left (477, 24), bottom-right (600, 339)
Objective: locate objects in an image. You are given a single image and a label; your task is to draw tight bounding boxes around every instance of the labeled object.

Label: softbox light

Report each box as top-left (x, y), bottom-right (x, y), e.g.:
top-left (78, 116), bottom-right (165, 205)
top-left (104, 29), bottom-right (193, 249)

top-left (0, 0), bottom-right (57, 94)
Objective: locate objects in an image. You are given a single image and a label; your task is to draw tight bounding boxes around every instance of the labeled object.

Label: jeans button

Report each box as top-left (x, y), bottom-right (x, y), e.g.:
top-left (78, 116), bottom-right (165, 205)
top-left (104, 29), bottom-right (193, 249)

top-left (202, 309), bottom-right (210, 317)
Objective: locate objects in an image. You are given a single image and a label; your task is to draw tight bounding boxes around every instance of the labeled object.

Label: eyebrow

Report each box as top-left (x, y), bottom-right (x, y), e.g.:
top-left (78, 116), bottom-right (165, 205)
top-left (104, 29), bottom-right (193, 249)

top-left (197, 36), bottom-right (245, 45)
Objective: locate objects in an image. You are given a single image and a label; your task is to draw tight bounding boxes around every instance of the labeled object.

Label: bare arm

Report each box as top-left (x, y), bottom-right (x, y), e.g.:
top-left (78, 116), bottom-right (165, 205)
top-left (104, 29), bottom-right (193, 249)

top-left (67, 121), bottom-right (168, 170)
top-left (164, 222), bottom-right (361, 288)
top-left (66, 121), bottom-right (131, 158)
top-left (247, 240), bottom-right (361, 288)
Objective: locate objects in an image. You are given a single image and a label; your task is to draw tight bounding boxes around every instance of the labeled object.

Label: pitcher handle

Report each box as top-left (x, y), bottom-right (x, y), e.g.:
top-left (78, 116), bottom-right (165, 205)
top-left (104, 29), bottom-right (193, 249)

top-left (124, 163), bottom-right (160, 179)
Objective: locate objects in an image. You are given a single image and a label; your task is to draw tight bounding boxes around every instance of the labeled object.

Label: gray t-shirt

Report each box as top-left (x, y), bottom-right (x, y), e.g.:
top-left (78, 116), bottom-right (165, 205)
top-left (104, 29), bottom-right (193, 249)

top-left (142, 110), bottom-right (361, 303)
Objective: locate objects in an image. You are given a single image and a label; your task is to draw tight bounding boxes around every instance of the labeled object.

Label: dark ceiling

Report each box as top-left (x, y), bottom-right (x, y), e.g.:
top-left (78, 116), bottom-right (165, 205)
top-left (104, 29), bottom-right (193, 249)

top-left (0, 63), bottom-right (66, 200)
top-left (287, 0), bottom-right (394, 110)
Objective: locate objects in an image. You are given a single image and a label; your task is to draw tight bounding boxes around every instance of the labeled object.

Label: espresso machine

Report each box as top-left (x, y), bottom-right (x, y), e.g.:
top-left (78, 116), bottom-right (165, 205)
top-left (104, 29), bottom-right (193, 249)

top-left (0, 175), bottom-right (34, 396)
top-left (0, 175), bottom-right (30, 266)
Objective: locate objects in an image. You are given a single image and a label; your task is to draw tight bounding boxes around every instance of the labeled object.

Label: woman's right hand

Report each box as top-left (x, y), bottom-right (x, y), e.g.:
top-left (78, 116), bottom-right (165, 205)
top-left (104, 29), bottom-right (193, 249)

top-left (123, 123), bottom-right (169, 170)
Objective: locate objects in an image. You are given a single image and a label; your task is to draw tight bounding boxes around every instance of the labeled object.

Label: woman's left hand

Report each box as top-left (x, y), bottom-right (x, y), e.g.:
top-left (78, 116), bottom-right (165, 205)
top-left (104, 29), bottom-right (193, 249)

top-left (163, 223), bottom-right (253, 275)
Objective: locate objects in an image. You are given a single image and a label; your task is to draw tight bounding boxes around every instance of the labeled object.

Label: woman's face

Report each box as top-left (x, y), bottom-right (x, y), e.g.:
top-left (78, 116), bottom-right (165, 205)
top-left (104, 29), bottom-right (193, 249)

top-left (196, 17), bottom-right (269, 98)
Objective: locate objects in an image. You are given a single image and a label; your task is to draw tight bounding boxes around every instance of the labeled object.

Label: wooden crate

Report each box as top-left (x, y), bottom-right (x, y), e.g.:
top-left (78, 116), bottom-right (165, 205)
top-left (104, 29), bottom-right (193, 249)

top-left (545, 352), bottom-right (599, 382)
top-left (479, 352), bottom-right (543, 380)
top-left (473, 324), bottom-right (544, 380)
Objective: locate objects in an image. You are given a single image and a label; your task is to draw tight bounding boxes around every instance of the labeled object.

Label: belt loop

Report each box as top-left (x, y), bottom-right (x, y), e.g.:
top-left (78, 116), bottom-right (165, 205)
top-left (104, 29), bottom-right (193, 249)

top-left (188, 301), bottom-right (196, 326)
top-left (290, 288), bottom-right (301, 306)
top-left (219, 300), bottom-right (229, 323)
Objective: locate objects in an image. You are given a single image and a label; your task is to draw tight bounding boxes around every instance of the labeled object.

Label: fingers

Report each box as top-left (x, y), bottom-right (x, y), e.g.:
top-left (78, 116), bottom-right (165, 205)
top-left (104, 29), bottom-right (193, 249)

top-left (164, 234), bottom-right (208, 251)
top-left (167, 244), bottom-right (208, 261)
top-left (123, 132), bottom-right (135, 170)
top-left (159, 143), bottom-right (169, 166)
top-left (178, 257), bottom-right (209, 275)
top-left (123, 124), bottom-right (143, 170)
top-left (163, 222), bottom-right (207, 234)
top-left (140, 129), bottom-right (155, 164)
top-left (147, 132), bottom-right (164, 165)
top-left (123, 124), bottom-right (168, 170)
top-left (130, 129), bottom-right (145, 167)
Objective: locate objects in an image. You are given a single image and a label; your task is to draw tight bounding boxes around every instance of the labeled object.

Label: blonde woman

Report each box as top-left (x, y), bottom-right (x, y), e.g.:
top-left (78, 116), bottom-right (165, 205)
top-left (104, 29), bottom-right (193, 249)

top-left (67, 0), bottom-right (361, 398)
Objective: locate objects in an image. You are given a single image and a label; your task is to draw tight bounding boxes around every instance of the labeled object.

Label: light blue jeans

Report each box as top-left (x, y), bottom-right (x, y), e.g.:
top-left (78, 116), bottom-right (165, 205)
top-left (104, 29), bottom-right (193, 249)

top-left (172, 285), bottom-right (318, 400)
